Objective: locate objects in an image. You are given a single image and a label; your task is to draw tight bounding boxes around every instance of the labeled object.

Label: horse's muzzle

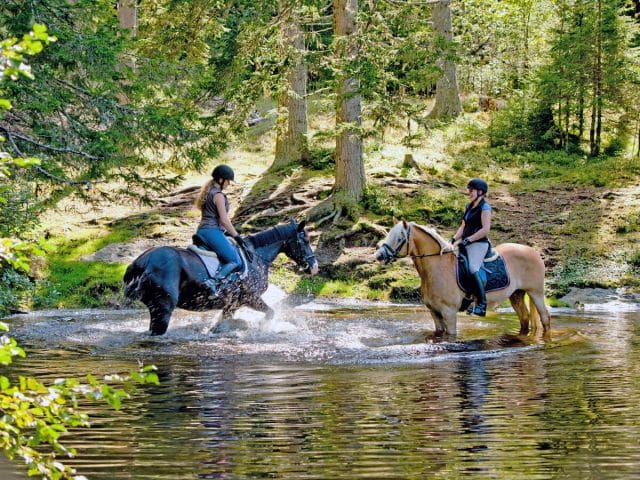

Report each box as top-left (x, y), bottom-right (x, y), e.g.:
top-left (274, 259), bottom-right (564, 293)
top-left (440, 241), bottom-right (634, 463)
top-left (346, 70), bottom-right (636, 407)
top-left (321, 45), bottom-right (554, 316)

top-left (308, 260), bottom-right (319, 275)
top-left (374, 247), bottom-right (392, 265)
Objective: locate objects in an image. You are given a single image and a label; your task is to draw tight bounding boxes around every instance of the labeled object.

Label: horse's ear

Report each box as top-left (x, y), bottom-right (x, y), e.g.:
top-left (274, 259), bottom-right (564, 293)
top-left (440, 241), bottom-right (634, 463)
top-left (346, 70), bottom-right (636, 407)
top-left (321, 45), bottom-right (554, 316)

top-left (298, 220), bottom-right (306, 231)
top-left (392, 215), bottom-right (398, 224)
top-left (401, 218), bottom-right (408, 229)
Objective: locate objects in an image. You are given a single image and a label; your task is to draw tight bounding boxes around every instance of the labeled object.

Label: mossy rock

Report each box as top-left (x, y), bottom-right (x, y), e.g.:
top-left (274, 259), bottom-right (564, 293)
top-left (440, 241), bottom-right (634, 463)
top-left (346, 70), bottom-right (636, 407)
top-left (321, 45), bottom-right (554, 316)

top-left (389, 285), bottom-right (422, 302)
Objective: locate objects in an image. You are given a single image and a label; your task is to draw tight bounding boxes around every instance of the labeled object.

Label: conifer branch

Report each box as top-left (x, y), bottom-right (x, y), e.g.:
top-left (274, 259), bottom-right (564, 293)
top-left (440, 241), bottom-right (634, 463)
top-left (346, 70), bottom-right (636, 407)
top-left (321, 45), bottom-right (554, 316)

top-left (1, 126), bottom-right (103, 161)
top-left (0, 126), bottom-right (95, 187)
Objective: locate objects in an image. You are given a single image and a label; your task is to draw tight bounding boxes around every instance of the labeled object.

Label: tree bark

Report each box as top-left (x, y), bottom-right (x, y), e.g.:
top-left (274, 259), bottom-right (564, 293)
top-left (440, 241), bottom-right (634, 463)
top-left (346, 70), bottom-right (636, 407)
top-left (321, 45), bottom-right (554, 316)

top-left (333, 0), bottom-right (364, 207)
top-left (428, 0), bottom-right (461, 119)
top-left (273, 1), bottom-right (310, 169)
top-left (590, 0), bottom-right (602, 156)
top-left (636, 116), bottom-right (640, 157)
top-left (117, 0), bottom-right (138, 35)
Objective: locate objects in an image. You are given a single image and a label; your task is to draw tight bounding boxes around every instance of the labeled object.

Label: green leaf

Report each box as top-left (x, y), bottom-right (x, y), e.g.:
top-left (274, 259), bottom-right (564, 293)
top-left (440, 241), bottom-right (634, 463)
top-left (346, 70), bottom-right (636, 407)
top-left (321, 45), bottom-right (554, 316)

top-left (32, 24), bottom-right (47, 35)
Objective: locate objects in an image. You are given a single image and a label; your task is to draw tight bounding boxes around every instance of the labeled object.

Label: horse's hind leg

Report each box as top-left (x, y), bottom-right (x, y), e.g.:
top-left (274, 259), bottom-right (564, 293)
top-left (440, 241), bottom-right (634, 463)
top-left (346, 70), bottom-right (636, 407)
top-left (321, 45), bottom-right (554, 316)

top-left (509, 290), bottom-right (530, 334)
top-left (528, 291), bottom-right (551, 337)
top-left (145, 290), bottom-right (177, 335)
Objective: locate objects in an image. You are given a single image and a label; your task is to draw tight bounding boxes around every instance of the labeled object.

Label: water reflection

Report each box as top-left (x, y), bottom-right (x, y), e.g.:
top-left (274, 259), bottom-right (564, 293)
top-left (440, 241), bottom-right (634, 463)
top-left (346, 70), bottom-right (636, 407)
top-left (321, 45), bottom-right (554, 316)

top-left (2, 303), bottom-right (640, 479)
top-left (456, 358), bottom-right (490, 437)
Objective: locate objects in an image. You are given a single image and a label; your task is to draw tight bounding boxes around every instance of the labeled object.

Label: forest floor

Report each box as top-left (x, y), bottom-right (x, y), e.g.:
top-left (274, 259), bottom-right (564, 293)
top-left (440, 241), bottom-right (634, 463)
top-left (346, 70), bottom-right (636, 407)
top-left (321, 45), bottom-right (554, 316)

top-left (36, 107), bottom-right (640, 308)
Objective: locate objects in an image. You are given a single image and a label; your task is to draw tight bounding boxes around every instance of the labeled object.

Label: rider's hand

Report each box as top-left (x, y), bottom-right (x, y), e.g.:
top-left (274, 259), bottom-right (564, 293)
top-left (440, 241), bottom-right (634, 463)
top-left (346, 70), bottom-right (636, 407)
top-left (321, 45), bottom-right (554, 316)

top-left (450, 236), bottom-right (456, 245)
top-left (234, 235), bottom-right (245, 246)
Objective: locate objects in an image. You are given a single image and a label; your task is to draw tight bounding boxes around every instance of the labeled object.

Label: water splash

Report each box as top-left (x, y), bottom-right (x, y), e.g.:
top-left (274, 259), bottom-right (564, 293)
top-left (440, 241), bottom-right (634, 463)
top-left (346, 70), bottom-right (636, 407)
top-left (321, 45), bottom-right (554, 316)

top-left (6, 292), bottom-right (586, 365)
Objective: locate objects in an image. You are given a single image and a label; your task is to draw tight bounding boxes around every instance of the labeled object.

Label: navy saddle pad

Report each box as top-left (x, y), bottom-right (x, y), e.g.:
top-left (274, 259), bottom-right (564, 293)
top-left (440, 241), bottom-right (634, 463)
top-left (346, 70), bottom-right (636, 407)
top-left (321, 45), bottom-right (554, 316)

top-left (456, 253), bottom-right (510, 295)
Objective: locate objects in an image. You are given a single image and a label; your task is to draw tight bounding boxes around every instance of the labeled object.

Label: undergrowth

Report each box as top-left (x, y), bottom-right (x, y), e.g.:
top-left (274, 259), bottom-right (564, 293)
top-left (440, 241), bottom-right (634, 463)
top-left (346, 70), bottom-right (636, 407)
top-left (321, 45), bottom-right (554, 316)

top-left (23, 109), bottom-right (640, 309)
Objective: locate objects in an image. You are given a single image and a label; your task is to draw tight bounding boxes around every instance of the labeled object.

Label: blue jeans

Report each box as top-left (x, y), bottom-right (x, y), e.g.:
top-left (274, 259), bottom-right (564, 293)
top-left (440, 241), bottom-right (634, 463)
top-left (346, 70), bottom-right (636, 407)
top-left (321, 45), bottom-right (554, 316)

top-left (196, 227), bottom-right (241, 269)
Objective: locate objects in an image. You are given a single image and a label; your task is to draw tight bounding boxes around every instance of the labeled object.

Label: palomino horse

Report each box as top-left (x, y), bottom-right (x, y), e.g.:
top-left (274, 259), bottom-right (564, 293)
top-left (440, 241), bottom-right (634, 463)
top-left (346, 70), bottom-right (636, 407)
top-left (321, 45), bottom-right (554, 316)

top-left (374, 220), bottom-right (551, 339)
top-left (124, 219), bottom-right (318, 335)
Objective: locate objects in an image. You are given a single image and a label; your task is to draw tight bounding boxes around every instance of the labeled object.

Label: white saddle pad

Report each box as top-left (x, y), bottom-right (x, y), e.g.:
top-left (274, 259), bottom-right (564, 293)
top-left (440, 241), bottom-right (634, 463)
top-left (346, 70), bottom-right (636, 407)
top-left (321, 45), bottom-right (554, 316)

top-left (187, 245), bottom-right (250, 279)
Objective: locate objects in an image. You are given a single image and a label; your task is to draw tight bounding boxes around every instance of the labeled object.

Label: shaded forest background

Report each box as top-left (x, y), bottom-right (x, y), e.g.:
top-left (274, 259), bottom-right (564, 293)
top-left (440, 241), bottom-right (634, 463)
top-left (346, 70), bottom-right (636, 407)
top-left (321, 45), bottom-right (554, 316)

top-left (2, 0), bottom-right (640, 314)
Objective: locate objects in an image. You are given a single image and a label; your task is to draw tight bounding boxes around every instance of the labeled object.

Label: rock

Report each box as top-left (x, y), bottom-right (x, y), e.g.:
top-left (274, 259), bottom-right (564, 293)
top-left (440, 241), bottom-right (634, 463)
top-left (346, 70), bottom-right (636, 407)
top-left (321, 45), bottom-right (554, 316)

top-left (559, 287), bottom-right (620, 306)
top-left (80, 238), bottom-right (182, 264)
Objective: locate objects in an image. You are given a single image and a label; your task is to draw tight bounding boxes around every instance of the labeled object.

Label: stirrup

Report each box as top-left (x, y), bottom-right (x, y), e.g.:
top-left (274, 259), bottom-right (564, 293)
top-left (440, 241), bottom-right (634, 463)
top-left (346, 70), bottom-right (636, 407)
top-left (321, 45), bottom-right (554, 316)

top-left (213, 272), bottom-right (240, 296)
top-left (460, 296), bottom-right (473, 313)
top-left (205, 278), bottom-right (221, 297)
top-left (470, 304), bottom-right (486, 317)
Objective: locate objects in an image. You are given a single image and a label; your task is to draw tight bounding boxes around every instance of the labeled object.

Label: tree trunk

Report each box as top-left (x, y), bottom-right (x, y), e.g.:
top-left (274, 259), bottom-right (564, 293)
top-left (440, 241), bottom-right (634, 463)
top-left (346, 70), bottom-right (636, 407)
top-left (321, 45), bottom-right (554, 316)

top-left (273, 1), bottom-right (310, 170)
top-left (428, 0), bottom-right (461, 119)
top-left (116, 0), bottom-right (137, 103)
top-left (333, 0), bottom-right (364, 207)
top-left (117, 0), bottom-right (138, 35)
top-left (564, 97), bottom-right (570, 151)
top-left (578, 86), bottom-right (585, 139)
top-left (636, 117), bottom-right (640, 157)
top-left (590, 0), bottom-right (602, 156)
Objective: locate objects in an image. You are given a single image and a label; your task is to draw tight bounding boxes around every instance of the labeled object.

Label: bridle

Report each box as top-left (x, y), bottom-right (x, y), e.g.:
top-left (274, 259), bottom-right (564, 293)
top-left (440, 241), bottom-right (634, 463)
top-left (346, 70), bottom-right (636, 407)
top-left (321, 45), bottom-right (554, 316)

top-left (379, 223), bottom-right (454, 264)
top-left (287, 231), bottom-right (317, 272)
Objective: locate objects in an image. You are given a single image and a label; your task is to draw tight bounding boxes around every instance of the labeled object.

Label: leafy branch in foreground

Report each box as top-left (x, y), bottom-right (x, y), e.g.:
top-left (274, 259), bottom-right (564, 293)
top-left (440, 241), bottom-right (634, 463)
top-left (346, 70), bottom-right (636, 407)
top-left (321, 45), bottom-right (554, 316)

top-left (1, 24), bottom-right (54, 275)
top-left (2, 28), bottom-right (160, 479)
top-left (0, 321), bottom-right (159, 480)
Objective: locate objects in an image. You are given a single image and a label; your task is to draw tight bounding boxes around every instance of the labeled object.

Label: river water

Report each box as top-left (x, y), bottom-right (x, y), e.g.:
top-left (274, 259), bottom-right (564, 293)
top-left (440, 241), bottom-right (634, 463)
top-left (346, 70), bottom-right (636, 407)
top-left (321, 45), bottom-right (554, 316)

top-left (2, 290), bottom-right (640, 479)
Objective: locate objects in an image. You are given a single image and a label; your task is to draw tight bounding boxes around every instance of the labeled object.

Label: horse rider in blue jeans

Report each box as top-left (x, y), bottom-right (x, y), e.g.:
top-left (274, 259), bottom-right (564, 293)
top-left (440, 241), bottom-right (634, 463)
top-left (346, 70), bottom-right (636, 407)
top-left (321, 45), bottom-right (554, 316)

top-left (195, 164), bottom-right (242, 296)
top-left (450, 178), bottom-right (492, 316)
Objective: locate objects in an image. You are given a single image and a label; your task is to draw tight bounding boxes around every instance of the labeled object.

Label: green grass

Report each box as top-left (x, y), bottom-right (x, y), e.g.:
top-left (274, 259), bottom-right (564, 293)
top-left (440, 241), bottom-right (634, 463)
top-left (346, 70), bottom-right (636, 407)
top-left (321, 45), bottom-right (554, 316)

top-left (25, 107), bottom-right (640, 308)
top-left (36, 260), bottom-right (127, 309)
top-left (616, 212), bottom-right (640, 234)
top-left (34, 222), bottom-right (138, 309)
top-left (362, 183), bottom-right (463, 228)
top-left (501, 150), bottom-right (640, 190)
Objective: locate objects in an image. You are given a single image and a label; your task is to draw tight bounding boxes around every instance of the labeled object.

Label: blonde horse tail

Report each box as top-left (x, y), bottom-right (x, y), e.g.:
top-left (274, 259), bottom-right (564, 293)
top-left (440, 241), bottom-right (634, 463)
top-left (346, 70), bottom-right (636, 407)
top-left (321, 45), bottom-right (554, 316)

top-left (528, 293), bottom-right (541, 330)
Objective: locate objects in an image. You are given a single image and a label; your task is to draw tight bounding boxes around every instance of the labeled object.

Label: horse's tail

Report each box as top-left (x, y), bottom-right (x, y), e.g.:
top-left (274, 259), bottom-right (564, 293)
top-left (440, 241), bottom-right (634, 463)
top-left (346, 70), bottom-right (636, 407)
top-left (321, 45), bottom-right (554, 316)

top-left (123, 264), bottom-right (147, 300)
top-left (123, 248), bottom-right (155, 300)
top-left (527, 293), bottom-right (541, 329)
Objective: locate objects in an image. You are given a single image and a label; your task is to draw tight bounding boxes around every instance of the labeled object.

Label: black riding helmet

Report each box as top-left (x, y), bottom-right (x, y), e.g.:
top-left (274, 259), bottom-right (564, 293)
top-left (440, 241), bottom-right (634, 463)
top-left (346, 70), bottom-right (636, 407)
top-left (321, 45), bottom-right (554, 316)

top-left (467, 178), bottom-right (488, 195)
top-left (211, 164), bottom-right (235, 183)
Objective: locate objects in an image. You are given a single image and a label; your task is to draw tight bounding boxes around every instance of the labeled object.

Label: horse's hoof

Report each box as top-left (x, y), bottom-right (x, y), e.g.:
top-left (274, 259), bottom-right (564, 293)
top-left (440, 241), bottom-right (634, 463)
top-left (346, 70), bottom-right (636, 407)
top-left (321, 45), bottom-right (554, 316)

top-left (210, 317), bottom-right (248, 334)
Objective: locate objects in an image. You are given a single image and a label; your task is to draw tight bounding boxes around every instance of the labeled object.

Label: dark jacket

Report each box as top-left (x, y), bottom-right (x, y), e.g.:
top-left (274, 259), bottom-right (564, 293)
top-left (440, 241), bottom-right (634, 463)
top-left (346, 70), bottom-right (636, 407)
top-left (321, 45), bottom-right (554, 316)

top-left (462, 198), bottom-right (490, 243)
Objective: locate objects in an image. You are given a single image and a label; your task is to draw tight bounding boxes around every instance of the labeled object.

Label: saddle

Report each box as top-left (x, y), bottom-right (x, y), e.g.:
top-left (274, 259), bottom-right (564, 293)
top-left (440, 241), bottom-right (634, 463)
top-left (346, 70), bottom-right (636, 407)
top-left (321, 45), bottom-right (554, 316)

top-left (188, 233), bottom-right (252, 279)
top-left (456, 244), bottom-right (510, 299)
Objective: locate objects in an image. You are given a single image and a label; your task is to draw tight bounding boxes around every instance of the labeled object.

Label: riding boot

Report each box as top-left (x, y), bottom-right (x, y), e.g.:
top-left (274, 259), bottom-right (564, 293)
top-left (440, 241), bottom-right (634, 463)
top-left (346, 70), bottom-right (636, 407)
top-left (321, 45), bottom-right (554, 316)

top-left (470, 271), bottom-right (487, 317)
top-left (205, 262), bottom-right (239, 297)
top-left (460, 296), bottom-right (473, 313)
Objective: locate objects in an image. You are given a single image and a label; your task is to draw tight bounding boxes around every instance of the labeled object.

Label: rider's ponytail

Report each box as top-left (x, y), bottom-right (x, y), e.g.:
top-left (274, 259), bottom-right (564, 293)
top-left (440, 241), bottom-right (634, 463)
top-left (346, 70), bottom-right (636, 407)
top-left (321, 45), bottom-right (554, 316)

top-left (195, 179), bottom-right (215, 210)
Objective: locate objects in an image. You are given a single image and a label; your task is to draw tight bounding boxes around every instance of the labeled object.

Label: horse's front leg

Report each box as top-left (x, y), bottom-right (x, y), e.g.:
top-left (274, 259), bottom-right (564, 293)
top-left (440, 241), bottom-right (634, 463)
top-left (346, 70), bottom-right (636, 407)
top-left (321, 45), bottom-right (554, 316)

top-left (221, 305), bottom-right (238, 322)
top-left (443, 309), bottom-right (458, 336)
top-left (430, 307), bottom-right (459, 336)
top-left (429, 309), bottom-right (447, 336)
top-left (248, 297), bottom-right (275, 321)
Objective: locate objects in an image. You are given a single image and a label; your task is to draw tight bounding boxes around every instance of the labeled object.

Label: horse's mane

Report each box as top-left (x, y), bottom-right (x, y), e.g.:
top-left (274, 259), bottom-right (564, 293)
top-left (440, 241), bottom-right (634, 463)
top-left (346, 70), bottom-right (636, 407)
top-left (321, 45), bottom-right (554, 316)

top-left (411, 223), bottom-right (450, 250)
top-left (247, 222), bottom-right (297, 248)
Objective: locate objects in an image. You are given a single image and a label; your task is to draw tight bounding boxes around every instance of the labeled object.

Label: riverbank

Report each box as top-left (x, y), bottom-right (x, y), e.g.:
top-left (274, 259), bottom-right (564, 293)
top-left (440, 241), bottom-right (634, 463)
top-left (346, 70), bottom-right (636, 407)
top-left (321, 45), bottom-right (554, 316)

top-left (15, 110), bottom-right (640, 312)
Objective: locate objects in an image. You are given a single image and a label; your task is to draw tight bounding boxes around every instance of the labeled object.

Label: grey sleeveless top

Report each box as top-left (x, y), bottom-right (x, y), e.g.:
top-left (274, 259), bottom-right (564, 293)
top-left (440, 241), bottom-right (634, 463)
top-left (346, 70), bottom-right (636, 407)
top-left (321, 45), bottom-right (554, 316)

top-left (198, 186), bottom-right (229, 229)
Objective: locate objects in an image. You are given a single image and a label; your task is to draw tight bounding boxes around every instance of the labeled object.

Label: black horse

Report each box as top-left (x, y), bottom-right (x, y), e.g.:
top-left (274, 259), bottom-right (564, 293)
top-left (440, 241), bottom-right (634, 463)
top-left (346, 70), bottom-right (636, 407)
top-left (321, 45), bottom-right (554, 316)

top-left (123, 219), bottom-right (318, 335)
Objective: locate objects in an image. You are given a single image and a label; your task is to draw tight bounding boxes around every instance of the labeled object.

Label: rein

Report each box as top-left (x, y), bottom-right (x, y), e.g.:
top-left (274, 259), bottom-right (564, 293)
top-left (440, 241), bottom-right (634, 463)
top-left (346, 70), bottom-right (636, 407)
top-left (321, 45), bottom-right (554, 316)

top-left (409, 250), bottom-right (455, 259)
top-left (287, 231), bottom-right (317, 268)
top-left (381, 223), bottom-right (454, 263)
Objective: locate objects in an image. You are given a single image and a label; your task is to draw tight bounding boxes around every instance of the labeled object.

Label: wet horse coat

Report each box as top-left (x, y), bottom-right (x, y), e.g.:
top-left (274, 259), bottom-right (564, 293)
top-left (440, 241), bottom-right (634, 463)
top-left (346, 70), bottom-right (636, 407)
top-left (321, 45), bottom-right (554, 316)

top-left (124, 220), bottom-right (318, 335)
top-left (375, 220), bottom-right (551, 338)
